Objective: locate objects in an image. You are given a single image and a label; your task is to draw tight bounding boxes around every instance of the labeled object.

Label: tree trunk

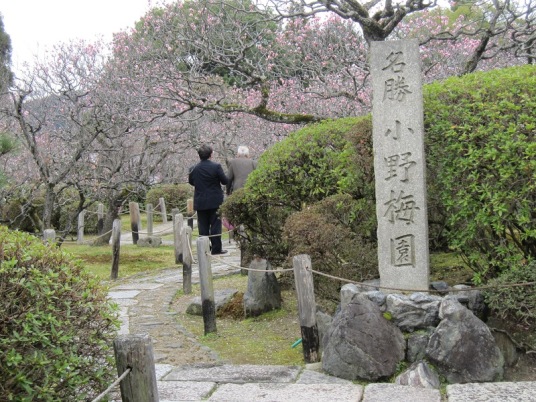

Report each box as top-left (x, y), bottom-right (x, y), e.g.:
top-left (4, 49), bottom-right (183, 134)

top-left (42, 183), bottom-right (56, 230)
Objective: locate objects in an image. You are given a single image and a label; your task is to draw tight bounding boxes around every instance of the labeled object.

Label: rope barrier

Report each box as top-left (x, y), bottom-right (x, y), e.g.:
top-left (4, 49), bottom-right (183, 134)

top-left (308, 267), bottom-right (536, 294)
top-left (91, 368), bottom-right (131, 402)
top-left (60, 228), bottom-right (114, 244)
top-left (128, 227), bottom-right (174, 236)
top-left (40, 214), bottom-right (535, 295)
top-left (201, 246), bottom-right (536, 294)
top-left (209, 253), bottom-right (294, 272)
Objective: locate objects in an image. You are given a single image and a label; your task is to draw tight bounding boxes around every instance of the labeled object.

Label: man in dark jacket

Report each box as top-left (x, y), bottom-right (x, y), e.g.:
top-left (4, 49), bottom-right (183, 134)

top-left (188, 144), bottom-right (229, 255)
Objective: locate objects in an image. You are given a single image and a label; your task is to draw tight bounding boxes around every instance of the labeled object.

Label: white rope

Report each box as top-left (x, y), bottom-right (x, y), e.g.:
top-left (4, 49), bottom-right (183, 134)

top-left (91, 368), bottom-right (131, 402)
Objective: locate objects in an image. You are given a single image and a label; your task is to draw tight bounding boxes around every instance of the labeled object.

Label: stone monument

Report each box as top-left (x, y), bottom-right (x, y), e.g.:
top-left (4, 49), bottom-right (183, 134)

top-left (370, 39), bottom-right (429, 292)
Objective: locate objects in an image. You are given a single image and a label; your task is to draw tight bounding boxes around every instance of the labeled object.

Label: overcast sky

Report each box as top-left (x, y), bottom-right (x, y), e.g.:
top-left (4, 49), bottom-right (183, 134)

top-left (1, 0), bottom-right (168, 71)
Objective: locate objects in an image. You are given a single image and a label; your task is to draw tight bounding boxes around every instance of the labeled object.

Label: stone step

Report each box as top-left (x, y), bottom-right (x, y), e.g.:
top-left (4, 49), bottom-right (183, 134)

top-left (113, 363), bottom-right (536, 402)
top-left (154, 364), bottom-right (363, 402)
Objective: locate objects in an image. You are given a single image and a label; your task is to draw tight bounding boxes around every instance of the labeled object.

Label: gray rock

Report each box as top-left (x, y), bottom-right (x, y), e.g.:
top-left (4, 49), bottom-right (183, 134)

top-left (243, 259), bottom-right (281, 317)
top-left (406, 332), bottom-right (430, 363)
top-left (364, 290), bottom-right (386, 307)
top-left (137, 236), bottom-right (162, 247)
top-left (396, 361), bottom-right (441, 389)
top-left (451, 285), bottom-right (488, 320)
top-left (340, 283), bottom-right (360, 309)
top-left (315, 308), bottom-right (333, 351)
top-left (426, 298), bottom-right (504, 383)
top-left (430, 281), bottom-right (449, 292)
top-left (322, 294), bottom-right (405, 381)
top-left (340, 282), bottom-right (381, 310)
top-left (385, 293), bottom-right (441, 332)
top-left (186, 289), bottom-right (238, 316)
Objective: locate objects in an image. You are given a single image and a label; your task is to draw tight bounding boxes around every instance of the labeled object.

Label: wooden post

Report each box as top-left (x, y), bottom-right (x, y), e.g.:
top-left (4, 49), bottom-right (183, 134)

top-left (293, 254), bottom-right (320, 363)
top-left (239, 225), bottom-right (248, 275)
top-left (159, 197), bottom-right (167, 223)
top-left (186, 198), bottom-right (194, 229)
top-left (97, 203), bottom-right (104, 235)
top-left (43, 229), bottom-right (56, 244)
top-left (77, 210), bottom-right (85, 244)
top-left (146, 203), bottom-right (154, 236)
top-left (173, 211), bottom-right (183, 264)
top-left (197, 237), bottom-right (216, 334)
top-left (129, 202), bottom-right (140, 245)
top-left (182, 225), bottom-right (193, 294)
top-left (113, 334), bottom-right (159, 402)
top-left (111, 219), bottom-right (121, 280)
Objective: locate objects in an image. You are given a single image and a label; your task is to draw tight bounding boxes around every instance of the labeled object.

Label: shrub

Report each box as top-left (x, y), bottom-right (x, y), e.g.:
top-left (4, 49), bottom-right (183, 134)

top-left (483, 261), bottom-right (536, 327)
top-left (0, 226), bottom-right (119, 400)
top-left (424, 65), bottom-right (536, 282)
top-left (283, 194), bottom-right (378, 301)
top-left (146, 184), bottom-right (193, 220)
top-left (483, 261), bottom-right (536, 348)
top-left (221, 116), bottom-right (375, 265)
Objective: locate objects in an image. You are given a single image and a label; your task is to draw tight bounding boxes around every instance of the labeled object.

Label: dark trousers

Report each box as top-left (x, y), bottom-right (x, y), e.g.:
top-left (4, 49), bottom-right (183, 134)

top-left (197, 208), bottom-right (222, 253)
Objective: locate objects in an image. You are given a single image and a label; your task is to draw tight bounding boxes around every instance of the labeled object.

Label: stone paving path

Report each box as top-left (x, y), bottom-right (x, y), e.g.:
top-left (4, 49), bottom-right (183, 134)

top-left (108, 231), bottom-right (536, 401)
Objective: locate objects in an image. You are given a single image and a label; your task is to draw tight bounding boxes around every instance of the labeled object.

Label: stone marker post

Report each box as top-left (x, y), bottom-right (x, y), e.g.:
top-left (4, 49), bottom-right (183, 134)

top-left (77, 210), bottom-right (85, 244)
top-left (129, 202), bottom-right (140, 245)
top-left (159, 197), bottom-right (167, 223)
top-left (370, 39), bottom-right (430, 292)
top-left (146, 203), bottom-right (153, 236)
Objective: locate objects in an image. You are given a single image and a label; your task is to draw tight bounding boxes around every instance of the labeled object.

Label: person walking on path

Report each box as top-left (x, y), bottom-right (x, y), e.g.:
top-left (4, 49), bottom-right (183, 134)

top-left (226, 145), bottom-right (257, 195)
top-left (189, 144), bottom-right (229, 255)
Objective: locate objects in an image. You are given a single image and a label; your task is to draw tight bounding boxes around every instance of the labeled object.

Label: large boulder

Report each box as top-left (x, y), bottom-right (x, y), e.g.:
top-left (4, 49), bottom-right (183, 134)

top-left (385, 292), bottom-right (442, 332)
top-left (243, 258), bottom-right (281, 317)
top-left (426, 298), bottom-right (504, 383)
top-left (322, 294), bottom-right (405, 381)
top-left (406, 331), bottom-right (430, 363)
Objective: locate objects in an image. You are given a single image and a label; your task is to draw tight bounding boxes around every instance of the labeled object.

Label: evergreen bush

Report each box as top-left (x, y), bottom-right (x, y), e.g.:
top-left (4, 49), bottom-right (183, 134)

top-left (146, 183), bottom-right (193, 219)
top-left (221, 116), bottom-right (375, 265)
top-left (483, 260), bottom-right (536, 349)
top-left (0, 226), bottom-right (119, 400)
top-left (424, 65), bottom-right (536, 282)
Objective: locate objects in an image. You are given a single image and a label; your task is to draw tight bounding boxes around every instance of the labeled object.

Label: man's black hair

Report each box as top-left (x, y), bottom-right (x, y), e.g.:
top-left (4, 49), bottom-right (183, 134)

top-left (198, 144), bottom-right (213, 160)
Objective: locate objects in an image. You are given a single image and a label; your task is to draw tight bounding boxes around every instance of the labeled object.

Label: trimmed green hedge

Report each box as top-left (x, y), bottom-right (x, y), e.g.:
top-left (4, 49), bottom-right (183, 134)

top-left (424, 65), bottom-right (536, 282)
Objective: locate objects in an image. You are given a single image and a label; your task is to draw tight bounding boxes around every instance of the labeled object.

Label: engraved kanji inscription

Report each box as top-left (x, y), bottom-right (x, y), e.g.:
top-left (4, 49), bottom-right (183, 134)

top-left (383, 190), bottom-right (420, 225)
top-left (382, 51), bottom-right (406, 73)
top-left (384, 120), bottom-right (415, 140)
top-left (384, 152), bottom-right (417, 182)
top-left (391, 234), bottom-right (415, 267)
top-left (384, 76), bottom-right (412, 101)
top-left (382, 50), bottom-right (412, 101)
